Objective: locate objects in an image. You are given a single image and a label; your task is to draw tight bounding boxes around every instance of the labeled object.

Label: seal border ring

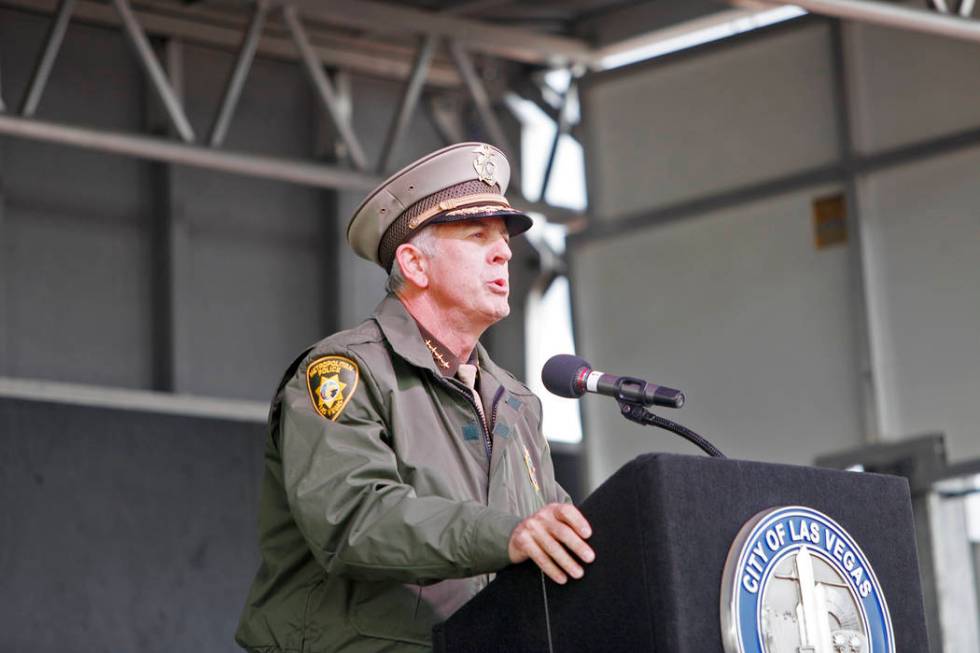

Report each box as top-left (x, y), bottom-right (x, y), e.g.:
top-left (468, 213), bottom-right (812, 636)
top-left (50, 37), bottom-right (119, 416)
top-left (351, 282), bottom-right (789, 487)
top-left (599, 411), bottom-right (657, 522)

top-left (720, 505), bottom-right (895, 653)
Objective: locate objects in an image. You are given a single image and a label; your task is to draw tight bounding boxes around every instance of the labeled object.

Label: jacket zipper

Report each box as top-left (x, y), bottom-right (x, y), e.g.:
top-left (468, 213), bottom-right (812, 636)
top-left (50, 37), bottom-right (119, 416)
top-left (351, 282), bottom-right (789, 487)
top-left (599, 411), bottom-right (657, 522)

top-left (435, 376), bottom-right (494, 461)
top-left (489, 386), bottom-right (505, 436)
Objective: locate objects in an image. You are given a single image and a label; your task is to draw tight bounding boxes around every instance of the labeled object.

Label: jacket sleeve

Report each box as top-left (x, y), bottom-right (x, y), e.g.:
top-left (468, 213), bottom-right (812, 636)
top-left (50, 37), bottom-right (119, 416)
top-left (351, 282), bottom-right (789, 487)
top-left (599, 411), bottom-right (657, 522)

top-left (279, 349), bottom-right (521, 584)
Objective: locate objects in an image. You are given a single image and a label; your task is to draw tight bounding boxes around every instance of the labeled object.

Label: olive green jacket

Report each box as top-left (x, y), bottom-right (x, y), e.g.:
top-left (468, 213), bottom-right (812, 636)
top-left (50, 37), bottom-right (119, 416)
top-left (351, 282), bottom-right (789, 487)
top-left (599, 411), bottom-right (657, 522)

top-left (236, 295), bottom-right (569, 652)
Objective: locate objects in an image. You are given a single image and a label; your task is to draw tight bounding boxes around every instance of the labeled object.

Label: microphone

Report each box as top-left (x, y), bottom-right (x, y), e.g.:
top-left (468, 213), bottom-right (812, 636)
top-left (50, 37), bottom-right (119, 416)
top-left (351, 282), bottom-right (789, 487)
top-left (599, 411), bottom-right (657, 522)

top-left (541, 354), bottom-right (685, 409)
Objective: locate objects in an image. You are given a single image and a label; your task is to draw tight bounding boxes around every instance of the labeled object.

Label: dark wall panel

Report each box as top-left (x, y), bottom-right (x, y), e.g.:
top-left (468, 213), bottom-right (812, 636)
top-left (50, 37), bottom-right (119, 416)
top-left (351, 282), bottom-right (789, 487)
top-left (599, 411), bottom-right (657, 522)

top-left (1, 8), bottom-right (156, 389)
top-left (0, 397), bottom-right (265, 652)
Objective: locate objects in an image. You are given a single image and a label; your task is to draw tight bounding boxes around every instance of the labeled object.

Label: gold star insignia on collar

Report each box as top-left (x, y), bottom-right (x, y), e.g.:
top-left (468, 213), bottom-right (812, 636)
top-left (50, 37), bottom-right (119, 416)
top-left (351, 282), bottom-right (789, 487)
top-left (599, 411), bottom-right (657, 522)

top-left (425, 339), bottom-right (451, 370)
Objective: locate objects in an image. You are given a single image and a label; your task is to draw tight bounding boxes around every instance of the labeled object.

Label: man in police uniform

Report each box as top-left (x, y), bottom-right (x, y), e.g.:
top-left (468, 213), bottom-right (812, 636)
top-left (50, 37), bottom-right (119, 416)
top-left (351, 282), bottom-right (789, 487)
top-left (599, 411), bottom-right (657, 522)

top-left (236, 143), bottom-right (594, 652)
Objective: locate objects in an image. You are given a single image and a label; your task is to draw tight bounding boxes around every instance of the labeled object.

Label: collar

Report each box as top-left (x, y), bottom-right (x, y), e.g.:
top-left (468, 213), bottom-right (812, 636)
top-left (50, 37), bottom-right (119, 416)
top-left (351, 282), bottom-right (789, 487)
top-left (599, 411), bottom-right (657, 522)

top-left (415, 322), bottom-right (477, 377)
top-left (371, 293), bottom-right (530, 395)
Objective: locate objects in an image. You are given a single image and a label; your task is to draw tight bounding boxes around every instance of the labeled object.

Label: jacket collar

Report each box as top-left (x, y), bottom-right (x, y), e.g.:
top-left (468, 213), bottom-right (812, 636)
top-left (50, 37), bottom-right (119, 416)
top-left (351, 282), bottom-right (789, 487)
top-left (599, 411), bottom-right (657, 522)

top-left (415, 321), bottom-right (477, 377)
top-left (372, 294), bottom-right (443, 375)
top-left (372, 293), bottom-right (530, 395)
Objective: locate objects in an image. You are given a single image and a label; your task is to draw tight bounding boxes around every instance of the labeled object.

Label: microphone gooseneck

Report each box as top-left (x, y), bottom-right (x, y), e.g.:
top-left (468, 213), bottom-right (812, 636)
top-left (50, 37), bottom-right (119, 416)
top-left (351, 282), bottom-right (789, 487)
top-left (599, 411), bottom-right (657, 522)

top-left (541, 354), bottom-right (725, 458)
top-left (542, 354), bottom-right (684, 409)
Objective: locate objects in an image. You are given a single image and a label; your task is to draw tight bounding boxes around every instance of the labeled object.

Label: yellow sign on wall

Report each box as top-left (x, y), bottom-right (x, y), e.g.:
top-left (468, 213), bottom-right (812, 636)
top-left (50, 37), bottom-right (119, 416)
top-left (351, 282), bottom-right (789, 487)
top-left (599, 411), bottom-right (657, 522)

top-left (812, 193), bottom-right (848, 250)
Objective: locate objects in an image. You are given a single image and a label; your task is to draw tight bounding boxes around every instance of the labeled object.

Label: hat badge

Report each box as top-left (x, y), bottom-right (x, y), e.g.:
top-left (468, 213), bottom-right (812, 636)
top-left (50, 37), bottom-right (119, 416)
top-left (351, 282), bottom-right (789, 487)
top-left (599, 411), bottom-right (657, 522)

top-left (472, 144), bottom-right (497, 186)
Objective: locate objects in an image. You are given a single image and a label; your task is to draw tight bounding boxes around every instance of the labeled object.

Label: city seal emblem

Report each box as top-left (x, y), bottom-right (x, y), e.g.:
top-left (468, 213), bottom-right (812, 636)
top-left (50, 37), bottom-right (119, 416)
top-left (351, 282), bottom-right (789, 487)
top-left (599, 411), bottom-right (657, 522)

top-left (721, 506), bottom-right (894, 653)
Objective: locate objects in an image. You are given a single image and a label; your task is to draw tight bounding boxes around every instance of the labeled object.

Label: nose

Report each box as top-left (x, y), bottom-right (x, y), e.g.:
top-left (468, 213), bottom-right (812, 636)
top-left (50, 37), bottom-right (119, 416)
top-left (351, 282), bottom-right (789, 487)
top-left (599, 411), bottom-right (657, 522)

top-left (491, 232), bottom-right (512, 264)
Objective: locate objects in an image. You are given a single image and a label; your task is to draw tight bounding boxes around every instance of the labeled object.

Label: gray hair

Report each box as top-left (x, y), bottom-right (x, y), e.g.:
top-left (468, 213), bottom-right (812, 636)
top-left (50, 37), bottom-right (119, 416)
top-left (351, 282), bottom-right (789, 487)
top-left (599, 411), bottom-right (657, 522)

top-left (385, 225), bottom-right (440, 295)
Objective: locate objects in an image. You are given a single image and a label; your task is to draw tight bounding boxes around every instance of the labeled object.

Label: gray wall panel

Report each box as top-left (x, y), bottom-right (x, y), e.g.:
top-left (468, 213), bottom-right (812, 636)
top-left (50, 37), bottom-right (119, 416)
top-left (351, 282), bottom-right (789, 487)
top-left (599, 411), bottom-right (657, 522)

top-left (572, 185), bottom-right (863, 487)
top-left (183, 187), bottom-right (326, 400)
top-left (582, 21), bottom-right (839, 221)
top-left (860, 145), bottom-right (980, 462)
top-left (0, 397), bottom-right (264, 653)
top-left (1, 10), bottom-right (155, 389)
top-left (845, 21), bottom-right (980, 155)
top-left (6, 200), bottom-right (154, 387)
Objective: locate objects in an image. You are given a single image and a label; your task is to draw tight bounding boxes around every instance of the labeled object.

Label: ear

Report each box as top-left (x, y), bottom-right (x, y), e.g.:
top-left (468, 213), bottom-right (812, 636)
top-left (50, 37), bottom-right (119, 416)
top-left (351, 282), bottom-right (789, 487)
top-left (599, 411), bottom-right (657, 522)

top-left (394, 243), bottom-right (429, 289)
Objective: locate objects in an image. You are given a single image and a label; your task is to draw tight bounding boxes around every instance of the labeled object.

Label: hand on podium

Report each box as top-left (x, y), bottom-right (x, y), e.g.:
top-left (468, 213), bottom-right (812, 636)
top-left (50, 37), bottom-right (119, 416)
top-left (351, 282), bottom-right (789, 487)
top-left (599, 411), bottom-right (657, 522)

top-left (507, 503), bottom-right (595, 584)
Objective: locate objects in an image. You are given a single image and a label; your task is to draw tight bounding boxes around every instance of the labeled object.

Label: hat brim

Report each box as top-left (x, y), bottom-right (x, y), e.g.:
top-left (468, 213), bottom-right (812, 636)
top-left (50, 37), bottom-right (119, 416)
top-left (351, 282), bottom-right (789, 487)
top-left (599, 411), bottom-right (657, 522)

top-left (425, 207), bottom-right (533, 237)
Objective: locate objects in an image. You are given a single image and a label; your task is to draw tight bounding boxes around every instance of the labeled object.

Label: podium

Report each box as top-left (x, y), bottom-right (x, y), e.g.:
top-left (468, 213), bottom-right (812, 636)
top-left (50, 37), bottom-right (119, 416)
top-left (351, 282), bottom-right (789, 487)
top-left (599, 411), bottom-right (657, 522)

top-left (433, 454), bottom-right (928, 652)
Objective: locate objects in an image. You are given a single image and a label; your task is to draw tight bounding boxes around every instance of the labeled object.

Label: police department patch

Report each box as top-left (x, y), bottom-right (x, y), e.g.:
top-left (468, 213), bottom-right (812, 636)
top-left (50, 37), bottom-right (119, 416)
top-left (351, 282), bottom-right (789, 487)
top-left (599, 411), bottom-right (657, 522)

top-left (306, 356), bottom-right (359, 421)
top-left (721, 506), bottom-right (894, 653)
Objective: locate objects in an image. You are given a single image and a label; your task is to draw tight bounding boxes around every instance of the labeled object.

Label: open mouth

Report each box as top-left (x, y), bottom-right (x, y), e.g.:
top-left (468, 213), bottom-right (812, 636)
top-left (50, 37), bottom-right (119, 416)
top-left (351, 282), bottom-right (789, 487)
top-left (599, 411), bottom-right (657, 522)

top-left (488, 278), bottom-right (509, 293)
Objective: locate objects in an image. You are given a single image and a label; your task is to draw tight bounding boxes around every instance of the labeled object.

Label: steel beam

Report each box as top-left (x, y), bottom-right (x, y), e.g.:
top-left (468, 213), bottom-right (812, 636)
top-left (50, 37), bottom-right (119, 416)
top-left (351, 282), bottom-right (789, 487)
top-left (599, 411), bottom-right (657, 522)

top-left (448, 40), bottom-right (514, 160)
top-left (828, 20), bottom-right (879, 445)
top-left (0, 0), bottom-right (462, 87)
top-left (147, 39), bottom-right (188, 393)
top-left (539, 79), bottom-right (575, 201)
top-left (0, 154), bottom-right (6, 375)
top-left (19, 0), bottom-right (74, 117)
top-left (283, 5), bottom-right (368, 171)
top-left (111, 0), bottom-right (195, 142)
top-left (0, 114), bottom-right (379, 190)
top-left (0, 376), bottom-right (268, 422)
top-left (286, 0), bottom-right (591, 66)
top-left (377, 35), bottom-right (438, 174)
top-left (511, 76), bottom-right (562, 124)
top-left (442, 0), bottom-right (515, 17)
top-left (740, 0), bottom-right (980, 44)
top-left (208, 0), bottom-right (268, 147)
top-left (0, 48), bottom-right (5, 112)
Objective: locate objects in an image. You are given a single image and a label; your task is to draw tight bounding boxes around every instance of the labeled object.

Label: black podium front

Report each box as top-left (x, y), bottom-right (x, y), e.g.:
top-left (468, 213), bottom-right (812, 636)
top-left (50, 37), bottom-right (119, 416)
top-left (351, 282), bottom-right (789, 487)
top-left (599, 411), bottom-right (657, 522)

top-left (433, 454), bottom-right (928, 652)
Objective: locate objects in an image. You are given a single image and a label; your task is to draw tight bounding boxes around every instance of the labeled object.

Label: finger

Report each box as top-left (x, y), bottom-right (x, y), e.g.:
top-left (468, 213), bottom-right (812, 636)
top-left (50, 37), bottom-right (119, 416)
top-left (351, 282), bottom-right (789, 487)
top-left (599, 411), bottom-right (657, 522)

top-left (524, 538), bottom-right (568, 584)
top-left (554, 504), bottom-right (592, 538)
top-left (532, 525), bottom-right (584, 579)
top-left (549, 521), bottom-right (596, 564)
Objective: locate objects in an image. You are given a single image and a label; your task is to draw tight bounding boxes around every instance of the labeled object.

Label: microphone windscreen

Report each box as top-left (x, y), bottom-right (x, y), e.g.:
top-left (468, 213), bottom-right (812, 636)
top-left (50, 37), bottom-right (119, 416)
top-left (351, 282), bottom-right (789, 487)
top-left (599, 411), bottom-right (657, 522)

top-left (541, 354), bottom-right (590, 398)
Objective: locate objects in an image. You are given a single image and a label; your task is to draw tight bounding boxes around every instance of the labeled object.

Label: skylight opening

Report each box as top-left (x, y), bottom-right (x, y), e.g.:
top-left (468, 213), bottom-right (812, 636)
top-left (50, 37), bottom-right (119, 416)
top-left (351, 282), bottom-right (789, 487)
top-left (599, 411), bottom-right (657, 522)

top-left (598, 6), bottom-right (807, 70)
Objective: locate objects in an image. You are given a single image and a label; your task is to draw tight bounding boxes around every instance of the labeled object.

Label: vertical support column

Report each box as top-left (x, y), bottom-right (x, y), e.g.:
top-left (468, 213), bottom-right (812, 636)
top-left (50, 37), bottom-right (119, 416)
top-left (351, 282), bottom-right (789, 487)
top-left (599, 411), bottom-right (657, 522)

top-left (148, 38), bottom-right (191, 393)
top-left (0, 139), bottom-right (7, 376)
top-left (0, 41), bottom-right (6, 113)
top-left (829, 20), bottom-right (880, 446)
top-left (311, 74), bottom-right (341, 338)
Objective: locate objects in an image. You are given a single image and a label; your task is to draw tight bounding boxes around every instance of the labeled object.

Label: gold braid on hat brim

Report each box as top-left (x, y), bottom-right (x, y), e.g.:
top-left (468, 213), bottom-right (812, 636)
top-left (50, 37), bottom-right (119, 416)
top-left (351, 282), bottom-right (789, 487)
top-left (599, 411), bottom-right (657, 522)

top-left (406, 194), bottom-right (512, 229)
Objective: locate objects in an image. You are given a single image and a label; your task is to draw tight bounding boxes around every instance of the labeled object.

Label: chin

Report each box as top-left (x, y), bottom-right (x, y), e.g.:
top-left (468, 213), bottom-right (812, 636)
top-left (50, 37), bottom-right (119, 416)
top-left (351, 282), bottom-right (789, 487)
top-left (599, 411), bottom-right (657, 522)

top-left (482, 301), bottom-right (510, 324)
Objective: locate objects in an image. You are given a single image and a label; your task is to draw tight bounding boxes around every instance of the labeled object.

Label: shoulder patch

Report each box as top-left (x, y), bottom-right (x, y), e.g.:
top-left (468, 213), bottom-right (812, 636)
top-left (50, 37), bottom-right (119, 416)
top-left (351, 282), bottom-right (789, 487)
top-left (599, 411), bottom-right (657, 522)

top-left (306, 355), bottom-right (360, 420)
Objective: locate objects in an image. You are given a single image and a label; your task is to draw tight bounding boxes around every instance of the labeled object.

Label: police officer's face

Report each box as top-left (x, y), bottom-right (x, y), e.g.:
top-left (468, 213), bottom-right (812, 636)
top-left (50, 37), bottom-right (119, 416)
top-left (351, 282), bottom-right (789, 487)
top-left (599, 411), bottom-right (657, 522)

top-left (426, 218), bottom-right (512, 326)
